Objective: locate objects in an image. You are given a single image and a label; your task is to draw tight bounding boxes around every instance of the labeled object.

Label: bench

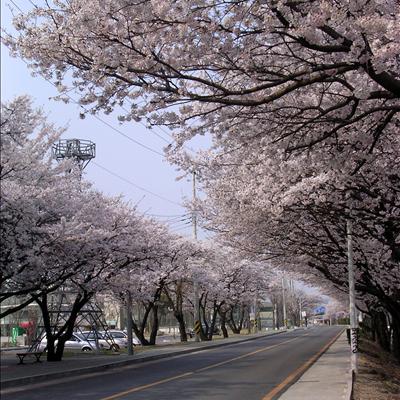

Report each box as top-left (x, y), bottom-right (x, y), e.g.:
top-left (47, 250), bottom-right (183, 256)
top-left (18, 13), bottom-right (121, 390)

top-left (16, 351), bottom-right (43, 364)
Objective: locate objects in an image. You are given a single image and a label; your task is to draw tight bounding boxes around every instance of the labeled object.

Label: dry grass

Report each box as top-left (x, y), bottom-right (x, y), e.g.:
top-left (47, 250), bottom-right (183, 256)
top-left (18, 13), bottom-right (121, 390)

top-left (353, 338), bottom-right (400, 400)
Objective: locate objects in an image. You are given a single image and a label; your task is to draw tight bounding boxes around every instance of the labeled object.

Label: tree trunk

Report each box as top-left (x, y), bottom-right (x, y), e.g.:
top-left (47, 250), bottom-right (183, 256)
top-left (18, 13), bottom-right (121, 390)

top-left (175, 312), bottom-right (188, 342)
top-left (131, 303), bottom-right (153, 346)
top-left (130, 284), bottom-right (164, 346)
top-left (372, 310), bottom-right (390, 352)
top-left (164, 282), bottom-right (187, 342)
top-left (36, 291), bottom-right (90, 361)
top-left (388, 307), bottom-right (400, 361)
top-left (219, 309), bottom-right (229, 338)
top-left (149, 305), bottom-right (159, 345)
top-left (207, 301), bottom-right (219, 341)
top-left (131, 317), bottom-right (149, 346)
top-left (227, 309), bottom-right (240, 334)
top-left (198, 294), bottom-right (208, 341)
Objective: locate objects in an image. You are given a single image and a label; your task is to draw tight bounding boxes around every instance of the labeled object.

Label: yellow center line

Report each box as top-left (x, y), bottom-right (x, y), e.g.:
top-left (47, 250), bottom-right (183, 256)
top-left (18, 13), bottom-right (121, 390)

top-left (100, 333), bottom-right (307, 400)
top-left (261, 329), bottom-right (344, 400)
top-left (196, 337), bottom-right (299, 373)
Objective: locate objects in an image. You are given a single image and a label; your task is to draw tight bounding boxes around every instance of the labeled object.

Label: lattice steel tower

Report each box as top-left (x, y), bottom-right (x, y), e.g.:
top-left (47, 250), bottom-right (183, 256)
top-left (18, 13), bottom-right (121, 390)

top-left (52, 139), bottom-right (95, 171)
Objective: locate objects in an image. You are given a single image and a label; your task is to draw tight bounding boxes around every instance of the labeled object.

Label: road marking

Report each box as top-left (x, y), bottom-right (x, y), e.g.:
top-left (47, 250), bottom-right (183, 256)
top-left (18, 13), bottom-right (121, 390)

top-left (196, 337), bottom-right (299, 372)
top-left (100, 334), bottom-right (305, 400)
top-left (261, 330), bottom-right (344, 400)
top-left (101, 372), bottom-right (194, 400)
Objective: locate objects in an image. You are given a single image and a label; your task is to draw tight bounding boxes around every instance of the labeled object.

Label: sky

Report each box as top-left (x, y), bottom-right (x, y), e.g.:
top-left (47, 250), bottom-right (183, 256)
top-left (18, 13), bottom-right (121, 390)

top-left (1, 0), bottom-right (200, 237)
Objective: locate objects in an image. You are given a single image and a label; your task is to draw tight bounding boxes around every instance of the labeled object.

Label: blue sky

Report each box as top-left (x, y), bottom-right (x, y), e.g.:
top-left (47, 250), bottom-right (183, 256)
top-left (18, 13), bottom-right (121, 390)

top-left (1, 0), bottom-right (200, 236)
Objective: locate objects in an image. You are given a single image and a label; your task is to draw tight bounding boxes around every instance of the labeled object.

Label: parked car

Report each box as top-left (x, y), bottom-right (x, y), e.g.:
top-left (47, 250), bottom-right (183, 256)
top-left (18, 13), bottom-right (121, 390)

top-left (101, 330), bottom-right (141, 346)
top-left (79, 331), bottom-right (119, 351)
top-left (37, 333), bottom-right (93, 352)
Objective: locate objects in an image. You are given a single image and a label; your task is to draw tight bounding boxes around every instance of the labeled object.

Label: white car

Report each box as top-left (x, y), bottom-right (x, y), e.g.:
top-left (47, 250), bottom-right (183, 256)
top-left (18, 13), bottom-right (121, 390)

top-left (37, 333), bottom-right (93, 352)
top-left (102, 330), bottom-right (141, 346)
top-left (78, 331), bottom-right (119, 351)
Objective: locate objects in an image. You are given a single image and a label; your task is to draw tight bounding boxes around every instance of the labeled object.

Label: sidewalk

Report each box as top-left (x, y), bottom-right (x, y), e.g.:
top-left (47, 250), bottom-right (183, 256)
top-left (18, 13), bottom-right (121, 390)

top-left (278, 331), bottom-right (351, 400)
top-left (1, 329), bottom-right (286, 389)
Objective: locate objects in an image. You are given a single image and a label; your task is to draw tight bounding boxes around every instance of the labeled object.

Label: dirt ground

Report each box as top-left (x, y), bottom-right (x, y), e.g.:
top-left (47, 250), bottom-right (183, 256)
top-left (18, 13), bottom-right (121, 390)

top-left (353, 338), bottom-right (400, 400)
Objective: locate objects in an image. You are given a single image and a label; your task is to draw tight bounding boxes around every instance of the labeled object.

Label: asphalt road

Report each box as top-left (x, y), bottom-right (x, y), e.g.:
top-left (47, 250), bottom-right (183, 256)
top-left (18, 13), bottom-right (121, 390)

top-left (3, 326), bottom-right (343, 400)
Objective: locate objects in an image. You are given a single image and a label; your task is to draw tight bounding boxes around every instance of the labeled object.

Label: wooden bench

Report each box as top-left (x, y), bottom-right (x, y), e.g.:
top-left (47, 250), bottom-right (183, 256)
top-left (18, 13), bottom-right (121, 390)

top-left (16, 351), bottom-right (43, 364)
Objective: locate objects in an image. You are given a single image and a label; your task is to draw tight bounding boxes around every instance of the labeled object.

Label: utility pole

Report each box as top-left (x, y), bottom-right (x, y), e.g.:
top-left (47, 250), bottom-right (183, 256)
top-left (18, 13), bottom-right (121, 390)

top-left (192, 171), bottom-right (200, 342)
top-left (126, 290), bottom-right (134, 356)
top-left (347, 217), bottom-right (358, 373)
top-left (253, 291), bottom-right (258, 333)
top-left (282, 277), bottom-right (287, 329)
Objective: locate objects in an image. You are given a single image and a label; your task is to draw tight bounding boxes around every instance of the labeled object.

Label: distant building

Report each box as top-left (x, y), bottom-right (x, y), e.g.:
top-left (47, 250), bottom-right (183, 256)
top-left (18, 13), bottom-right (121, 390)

top-left (258, 300), bottom-right (274, 330)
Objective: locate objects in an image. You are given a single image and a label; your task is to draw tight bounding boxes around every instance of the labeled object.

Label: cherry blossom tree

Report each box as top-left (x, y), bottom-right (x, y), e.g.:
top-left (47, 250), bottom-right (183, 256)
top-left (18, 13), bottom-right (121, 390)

top-left (192, 244), bottom-right (274, 338)
top-left (161, 237), bottom-right (202, 342)
top-left (0, 95), bottom-right (81, 318)
top-left (37, 194), bottom-right (153, 361)
top-left (3, 0), bottom-right (398, 159)
top-left (3, 0), bottom-right (399, 357)
top-left (193, 123), bottom-right (400, 356)
top-left (0, 96), bottom-right (163, 359)
top-left (108, 224), bottom-right (201, 345)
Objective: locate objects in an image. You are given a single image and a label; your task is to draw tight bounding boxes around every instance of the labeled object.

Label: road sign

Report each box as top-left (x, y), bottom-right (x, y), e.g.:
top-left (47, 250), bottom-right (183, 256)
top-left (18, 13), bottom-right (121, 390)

top-left (194, 320), bottom-right (201, 334)
top-left (301, 311), bottom-right (307, 317)
top-left (314, 306), bottom-right (326, 315)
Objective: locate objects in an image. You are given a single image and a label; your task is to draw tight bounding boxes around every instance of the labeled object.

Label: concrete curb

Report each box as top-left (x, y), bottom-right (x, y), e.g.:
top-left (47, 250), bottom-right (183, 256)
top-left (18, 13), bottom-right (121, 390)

top-left (344, 370), bottom-right (355, 400)
top-left (1, 330), bottom-right (288, 389)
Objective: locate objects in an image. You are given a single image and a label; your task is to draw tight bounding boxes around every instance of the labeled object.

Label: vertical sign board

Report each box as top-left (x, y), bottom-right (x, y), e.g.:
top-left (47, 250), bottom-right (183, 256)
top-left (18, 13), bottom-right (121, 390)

top-left (351, 328), bottom-right (359, 353)
top-left (259, 306), bottom-right (274, 329)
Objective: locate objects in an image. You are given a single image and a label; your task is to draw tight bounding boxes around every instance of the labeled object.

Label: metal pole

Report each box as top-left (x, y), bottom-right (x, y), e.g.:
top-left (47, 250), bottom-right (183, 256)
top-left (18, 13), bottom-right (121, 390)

top-left (254, 292), bottom-right (258, 333)
top-left (299, 297), bottom-right (302, 328)
top-left (126, 290), bottom-right (134, 356)
top-left (192, 171), bottom-right (200, 342)
top-left (282, 277), bottom-right (287, 329)
top-left (347, 218), bottom-right (358, 372)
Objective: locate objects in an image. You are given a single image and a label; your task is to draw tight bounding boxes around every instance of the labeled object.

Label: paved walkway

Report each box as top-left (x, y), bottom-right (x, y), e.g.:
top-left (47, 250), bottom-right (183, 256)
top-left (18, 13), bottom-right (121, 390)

top-left (278, 331), bottom-right (351, 399)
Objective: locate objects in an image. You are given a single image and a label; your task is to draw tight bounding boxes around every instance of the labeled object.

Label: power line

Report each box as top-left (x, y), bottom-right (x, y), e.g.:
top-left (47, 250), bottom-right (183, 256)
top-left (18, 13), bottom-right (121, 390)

top-left (90, 114), bottom-right (164, 156)
top-left (8, 0), bottom-right (24, 13)
top-left (16, 58), bottom-right (184, 209)
top-left (17, 57), bottom-right (165, 157)
top-left (10, 2), bottom-right (196, 218)
top-left (144, 213), bottom-right (189, 218)
top-left (170, 224), bottom-right (192, 232)
top-left (165, 217), bottom-right (192, 226)
top-left (92, 161), bottom-right (182, 206)
top-left (11, 0), bottom-right (196, 157)
top-left (121, 102), bottom-right (197, 154)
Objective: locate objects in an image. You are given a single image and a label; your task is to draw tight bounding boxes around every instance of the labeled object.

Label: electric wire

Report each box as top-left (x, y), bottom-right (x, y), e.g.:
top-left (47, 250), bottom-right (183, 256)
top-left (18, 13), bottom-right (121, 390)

top-left (92, 161), bottom-right (182, 206)
top-left (8, 0), bottom-right (200, 235)
top-left (15, 55), bottom-right (165, 157)
top-left (8, 0), bottom-right (23, 13)
top-left (13, 59), bottom-right (183, 207)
